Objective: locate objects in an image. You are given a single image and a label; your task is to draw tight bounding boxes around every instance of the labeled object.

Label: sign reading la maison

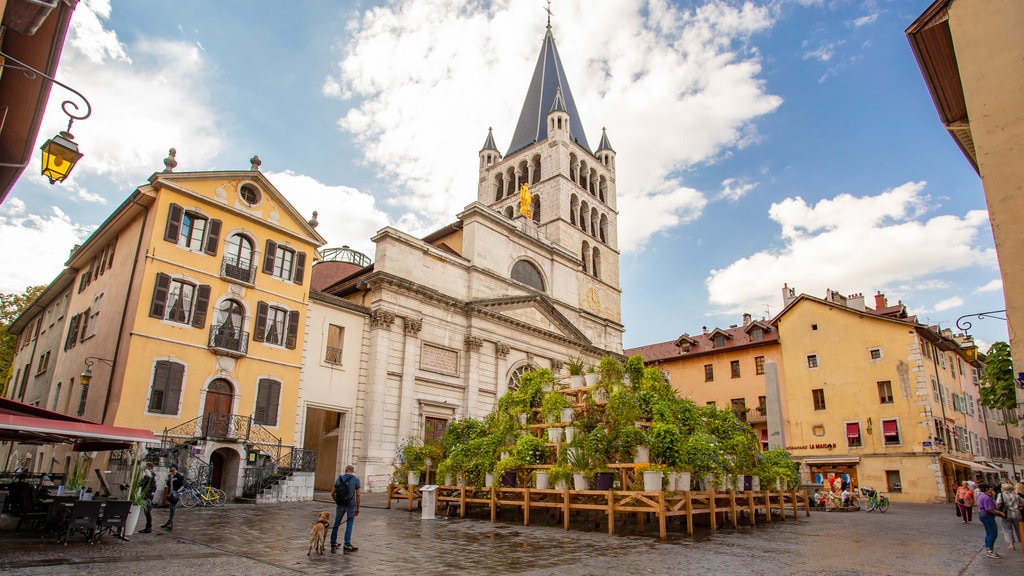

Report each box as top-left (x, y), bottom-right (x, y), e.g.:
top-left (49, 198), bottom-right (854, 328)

top-left (785, 443), bottom-right (836, 450)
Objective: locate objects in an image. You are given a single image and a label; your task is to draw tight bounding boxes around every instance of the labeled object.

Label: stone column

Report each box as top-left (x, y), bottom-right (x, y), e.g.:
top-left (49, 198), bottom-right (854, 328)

top-left (361, 308), bottom-right (396, 480)
top-left (397, 317), bottom-right (423, 441)
top-left (464, 335), bottom-right (483, 418)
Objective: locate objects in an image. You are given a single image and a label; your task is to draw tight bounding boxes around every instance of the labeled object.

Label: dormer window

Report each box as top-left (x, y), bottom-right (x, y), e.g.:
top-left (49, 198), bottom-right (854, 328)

top-left (713, 334), bottom-right (726, 348)
top-left (750, 327), bottom-right (764, 341)
top-left (681, 343), bottom-right (692, 353)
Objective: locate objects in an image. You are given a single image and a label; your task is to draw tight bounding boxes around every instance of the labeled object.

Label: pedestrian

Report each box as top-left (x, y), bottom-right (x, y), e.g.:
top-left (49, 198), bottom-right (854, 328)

top-left (161, 464), bottom-right (185, 531)
top-left (956, 480), bottom-right (974, 523)
top-left (995, 483), bottom-right (1021, 550)
top-left (13, 457), bottom-right (30, 474)
top-left (977, 482), bottom-right (1006, 559)
top-left (329, 464), bottom-right (361, 553)
top-left (138, 462), bottom-right (157, 533)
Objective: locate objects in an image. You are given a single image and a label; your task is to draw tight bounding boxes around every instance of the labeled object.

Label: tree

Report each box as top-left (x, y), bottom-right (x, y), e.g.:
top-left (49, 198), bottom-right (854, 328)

top-left (978, 341), bottom-right (1019, 426)
top-left (0, 285), bottom-right (46, 396)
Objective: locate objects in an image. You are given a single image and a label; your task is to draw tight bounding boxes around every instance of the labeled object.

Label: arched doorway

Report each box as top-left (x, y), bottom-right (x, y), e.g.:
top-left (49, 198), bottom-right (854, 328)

top-left (209, 446), bottom-right (241, 498)
top-left (203, 378), bottom-right (234, 437)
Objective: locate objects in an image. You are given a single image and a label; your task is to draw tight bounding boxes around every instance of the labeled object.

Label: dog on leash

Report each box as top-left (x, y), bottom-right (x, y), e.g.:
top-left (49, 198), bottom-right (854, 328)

top-left (308, 511), bottom-right (330, 555)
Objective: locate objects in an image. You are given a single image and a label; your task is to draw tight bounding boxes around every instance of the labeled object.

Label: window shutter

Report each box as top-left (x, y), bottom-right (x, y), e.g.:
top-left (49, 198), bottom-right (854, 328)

top-left (293, 252), bottom-right (306, 284)
top-left (263, 240), bottom-right (277, 275)
top-left (192, 285), bottom-right (211, 328)
top-left (285, 309), bottom-right (300, 349)
top-left (254, 381), bottom-right (268, 423)
top-left (149, 273), bottom-right (171, 318)
top-left (149, 360), bottom-right (168, 412)
top-left (165, 362), bottom-right (184, 415)
top-left (164, 203), bottom-right (183, 243)
top-left (255, 379), bottom-right (280, 426)
top-left (79, 308), bottom-right (91, 342)
top-left (253, 301), bottom-right (268, 342)
top-left (64, 314), bottom-right (81, 351)
top-left (204, 219), bottom-right (222, 255)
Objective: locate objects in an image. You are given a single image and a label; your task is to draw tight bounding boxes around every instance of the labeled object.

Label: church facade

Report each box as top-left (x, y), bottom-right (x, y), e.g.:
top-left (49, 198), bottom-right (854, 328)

top-left (316, 23), bottom-right (625, 487)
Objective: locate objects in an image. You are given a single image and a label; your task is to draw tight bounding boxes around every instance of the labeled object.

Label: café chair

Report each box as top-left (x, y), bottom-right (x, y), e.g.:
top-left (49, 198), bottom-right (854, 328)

top-left (93, 500), bottom-right (132, 542)
top-left (61, 500), bottom-right (102, 545)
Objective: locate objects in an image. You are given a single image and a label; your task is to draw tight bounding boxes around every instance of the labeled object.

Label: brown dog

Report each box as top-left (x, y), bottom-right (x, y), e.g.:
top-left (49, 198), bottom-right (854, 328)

top-left (307, 511), bottom-right (330, 555)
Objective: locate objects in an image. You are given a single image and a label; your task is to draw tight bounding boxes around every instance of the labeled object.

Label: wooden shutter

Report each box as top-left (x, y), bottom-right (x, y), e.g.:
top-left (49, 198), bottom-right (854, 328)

top-left (165, 361), bottom-right (184, 415)
top-left (64, 314), bottom-right (81, 351)
top-left (255, 379), bottom-right (280, 426)
top-left (149, 273), bottom-right (171, 318)
top-left (164, 203), bottom-right (183, 243)
top-left (263, 240), bottom-right (277, 275)
top-left (253, 301), bottom-right (268, 342)
top-left (293, 252), bottom-right (306, 284)
top-left (79, 308), bottom-right (91, 342)
top-left (149, 361), bottom-right (168, 412)
top-left (204, 219), bottom-right (222, 255)
top-left (285, 309), bottom-right (300, 349)
top-left (192, 285), bottom-right (211, 328)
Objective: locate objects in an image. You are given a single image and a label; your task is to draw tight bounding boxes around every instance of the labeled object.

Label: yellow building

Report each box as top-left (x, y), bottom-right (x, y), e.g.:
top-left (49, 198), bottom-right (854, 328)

top-left (775, 289), bottom-right (984, 502)
top-left (8, 154), bottom-right (324, 498)
top-left (625, 313), bottom-right (783, 450)
top-left (906, 1), bottom-right (1024, 456)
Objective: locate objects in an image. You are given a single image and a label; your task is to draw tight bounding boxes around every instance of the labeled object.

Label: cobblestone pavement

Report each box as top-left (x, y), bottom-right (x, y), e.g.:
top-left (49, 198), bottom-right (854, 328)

top-left (0, 492), bottom-right (1021, 575)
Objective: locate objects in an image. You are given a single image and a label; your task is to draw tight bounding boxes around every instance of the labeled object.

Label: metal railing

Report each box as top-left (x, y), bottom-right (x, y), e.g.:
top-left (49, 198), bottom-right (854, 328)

top-left (208, 324), bottom-right (249, 356)
top-left (221, 259), bottom-right (256, 284)
top-left (162, 412), bottom-right (283, 460)
top-left (324, 346), bottom-right (343, 364)
top-left (242, 448), bottom-right (317, 499)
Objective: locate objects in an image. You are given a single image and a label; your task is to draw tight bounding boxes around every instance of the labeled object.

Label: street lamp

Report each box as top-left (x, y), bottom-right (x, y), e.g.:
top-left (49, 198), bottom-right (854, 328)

top-left (0, 50), bottom-right (92, 184)
top-left (80, 357), bottom-right (113, 387)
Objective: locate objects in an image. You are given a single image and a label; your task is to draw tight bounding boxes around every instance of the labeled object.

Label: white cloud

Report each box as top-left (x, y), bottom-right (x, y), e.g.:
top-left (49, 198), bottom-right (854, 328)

top-left (851, 13), bottom-right (879, 28)
top-left (975, 279), bottom-right (1002, 294)
top-left (265, 171), bottom-right (389, 258)
top-left (802, 40), bottom-right (842, 63)
top-left (933, 296), bottom-right (964, 312)
top-left (719, 177), bottom-right (756, 201)
top-left (705, 181), bottom-right (996, 315)
top-left (0, 200), bottom-right (93, 293)
top-left (326, 0), bottom-right (781, 252)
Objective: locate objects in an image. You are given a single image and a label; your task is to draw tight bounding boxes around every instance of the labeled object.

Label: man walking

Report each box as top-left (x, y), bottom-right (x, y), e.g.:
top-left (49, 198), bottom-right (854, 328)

top-left (330, 464), bottom-right (361, 553)
top-left (161, 464), bottom-right (185, 531)
top-left (138, 462), bottom-right (157, 533)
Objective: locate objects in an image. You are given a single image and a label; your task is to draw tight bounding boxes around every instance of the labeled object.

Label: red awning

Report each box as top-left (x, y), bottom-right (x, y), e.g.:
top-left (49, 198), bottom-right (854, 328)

top-left (0, 413), bottom-right (156, 450)
top-left (882, 420), bottom-right (899, 437)
top-left (760, 428), bottom-right (768, 440)
top-left (846, 422), bottom-right (860, 438)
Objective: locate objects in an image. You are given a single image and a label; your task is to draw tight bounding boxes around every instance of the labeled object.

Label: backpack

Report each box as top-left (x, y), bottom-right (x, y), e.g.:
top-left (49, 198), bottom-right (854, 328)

top-left (334, 474), bottom-right (354, 506)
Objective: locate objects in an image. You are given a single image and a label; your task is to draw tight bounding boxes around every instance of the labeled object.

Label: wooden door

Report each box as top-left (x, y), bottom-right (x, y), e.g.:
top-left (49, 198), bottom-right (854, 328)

top-left (203, 379), bottom-right (233, 437)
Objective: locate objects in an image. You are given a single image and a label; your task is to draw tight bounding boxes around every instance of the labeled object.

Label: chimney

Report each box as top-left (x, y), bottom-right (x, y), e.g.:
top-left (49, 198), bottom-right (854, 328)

top-left (848, 293), bottom-right (865, 311)
top-left (742, 313), bottom-right (752, 326)
top-left (782, 283), bottom-right (797, 307)
top-left (874, 292), bottom-right (887, 309)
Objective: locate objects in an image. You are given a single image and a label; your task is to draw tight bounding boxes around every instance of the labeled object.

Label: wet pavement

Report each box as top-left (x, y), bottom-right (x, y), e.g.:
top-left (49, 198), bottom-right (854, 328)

top-left (0, 491), bottom-right (1021, 575)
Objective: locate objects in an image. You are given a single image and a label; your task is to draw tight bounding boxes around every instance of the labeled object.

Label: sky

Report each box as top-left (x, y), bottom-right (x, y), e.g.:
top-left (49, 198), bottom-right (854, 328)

top-left (0, 0), bottom-right (1009, 352)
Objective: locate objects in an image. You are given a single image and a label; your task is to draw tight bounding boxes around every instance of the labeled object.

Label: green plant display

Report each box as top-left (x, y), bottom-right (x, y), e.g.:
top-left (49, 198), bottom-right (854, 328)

top-left (64, 455), bottom-right (91, 491)
top-left (540, 390), bottom-right (572, 423)
top-left (566, 355), bottom-right (587, 376)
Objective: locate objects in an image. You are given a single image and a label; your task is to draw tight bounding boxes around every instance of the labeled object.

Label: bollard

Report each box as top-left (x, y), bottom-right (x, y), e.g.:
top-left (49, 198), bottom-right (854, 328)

top-left (420, 485), bottom-right (438, 520)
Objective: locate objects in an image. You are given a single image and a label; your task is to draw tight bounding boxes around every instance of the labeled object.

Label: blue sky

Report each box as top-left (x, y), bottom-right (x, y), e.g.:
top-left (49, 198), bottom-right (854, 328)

top-left (0, 0), bottom-right (1008, 352)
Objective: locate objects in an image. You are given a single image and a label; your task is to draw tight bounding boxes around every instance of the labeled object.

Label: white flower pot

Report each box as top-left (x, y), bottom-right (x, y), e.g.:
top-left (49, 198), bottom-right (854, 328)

top-left (547, 427), bottom-right (563, 443)
top-left (485, 473), bottom-right (495, 488)
top-left (570, 375), bottom-right (584, 388)
top-left (572, 473), bottom-right (590, 490)
top-left (642, 471), bottom-right (664, 492)
top-left (633, 445), bottom-right (650, 463)
top-left (123, 504), bottom-right (142, 537)
top-left (535, 471), bottom-right (550, 490)
top-left (555, 479), bottom-right (569, 490)
top-left (444, 474), bottom-right (453, 486)
top-left (584, 373), bottom-right (598, 387)
top-left (565, 426), bottom-right (576, 444)
top-left (677, 472), bottom-right (691, 491)
top-left (408, 471), bottom-right (421, 485)
top-left (561, 407), bottom-right (574, 423)
top-left (667, 472), bottom-right (680, 491)
top-left (517, 413), bottom-right (528, 426)
top-left (457, 474), bottom-right (467, 487)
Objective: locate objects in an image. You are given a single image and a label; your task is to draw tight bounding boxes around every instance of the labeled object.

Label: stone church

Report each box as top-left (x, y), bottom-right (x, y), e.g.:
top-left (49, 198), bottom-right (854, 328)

top-left (314, 22), bottom-right (624, 486)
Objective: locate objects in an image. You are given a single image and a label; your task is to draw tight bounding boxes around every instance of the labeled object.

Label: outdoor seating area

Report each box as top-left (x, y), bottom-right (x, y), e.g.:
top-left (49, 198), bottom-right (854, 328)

top-left (5, 494), bottom-right (134, 544)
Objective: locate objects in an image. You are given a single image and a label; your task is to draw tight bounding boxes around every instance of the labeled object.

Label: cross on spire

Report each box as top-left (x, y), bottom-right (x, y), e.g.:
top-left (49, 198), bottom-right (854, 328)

top-left (545, 0), bottom-right (553, 30)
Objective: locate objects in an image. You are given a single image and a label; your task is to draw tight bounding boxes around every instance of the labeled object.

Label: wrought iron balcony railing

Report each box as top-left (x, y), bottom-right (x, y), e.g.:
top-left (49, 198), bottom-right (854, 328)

top-left (221, 258), bottom-right (256, 284)
top-left (209, 324), bottom-right (249, 357)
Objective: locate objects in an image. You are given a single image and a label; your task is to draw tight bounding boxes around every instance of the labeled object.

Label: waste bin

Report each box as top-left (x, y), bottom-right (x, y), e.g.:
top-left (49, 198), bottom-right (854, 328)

top-left (420, 485), bottom-right (438, 520)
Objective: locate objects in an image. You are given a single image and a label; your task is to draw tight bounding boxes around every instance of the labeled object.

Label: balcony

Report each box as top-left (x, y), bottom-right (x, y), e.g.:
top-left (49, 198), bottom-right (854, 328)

top-left (324, 346), bottom-right (343, 364)
top-left (221, 258), bottom-right (256, 285)
top-left (746, 410), bottom-right (767, 424)
top-left (209, 324), bottom-right (248, 357)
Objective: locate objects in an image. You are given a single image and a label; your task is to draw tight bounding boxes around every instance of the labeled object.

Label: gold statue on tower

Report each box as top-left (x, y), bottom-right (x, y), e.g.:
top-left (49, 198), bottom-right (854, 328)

top-left (519, 183), bottom-right (533, 218)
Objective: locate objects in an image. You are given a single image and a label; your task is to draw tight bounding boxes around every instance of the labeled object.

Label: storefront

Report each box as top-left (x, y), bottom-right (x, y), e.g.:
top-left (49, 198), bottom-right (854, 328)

top-left (802, 456), bottom-right (860, 491)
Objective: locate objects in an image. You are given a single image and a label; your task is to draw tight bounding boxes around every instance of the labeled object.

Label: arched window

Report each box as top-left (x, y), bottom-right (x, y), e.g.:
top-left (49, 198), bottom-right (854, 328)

top-left (599, 214), bottom-right (608, 244)
top-left (224, 233), bottom-right (255, 282)
top-left (569, 153), bottom-right (578, 181)
top-left (506, 167), bottom-right (516, 198)
top-left (599, 176), bottom-right (607, 203)
top-left (592, 247), bottom-right (601, 279)
top-left (531, 194), bottom-right (541, 223)
top-left (495, 173), bottom-right (505, 202)
top-left (511, 260), bottom-right (545, 292)
top-left (531, 155), bottom-right (541, 184)
top-left (581, 241), bottom-right (591, 273)
top-left (590, 207), bottom-right (599, 237)
top-left (579, 201), bottom-right (589, 233)
top-left (570, 194), bottom-right (579, 226)
top-left (504, 206), bottom-right (514, 218)
top-left (507, 364), bottom-right (537, 391)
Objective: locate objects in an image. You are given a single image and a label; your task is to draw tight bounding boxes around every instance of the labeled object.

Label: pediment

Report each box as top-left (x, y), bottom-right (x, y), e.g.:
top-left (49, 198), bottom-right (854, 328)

top-left (470, 294), bottom-right (590, 344)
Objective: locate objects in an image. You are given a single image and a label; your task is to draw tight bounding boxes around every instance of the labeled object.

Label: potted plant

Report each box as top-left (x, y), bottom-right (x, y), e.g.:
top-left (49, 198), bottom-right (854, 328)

top-left (64, 454), bottom-right (92, 496)
top-left (566, 355), bottom-right (586, 388)
top-left (634, 462), bottom-right (666, 491)
top-left (597, 356), bottom-right (624, 387)
top-left (533, 468), bottom-right (552, 490)
top-left (540, 389), bottom-right (572, 424)
top-left (548, 463), bottom-right (573, 490)
top-left (584, 365), bottom-right (599, 387)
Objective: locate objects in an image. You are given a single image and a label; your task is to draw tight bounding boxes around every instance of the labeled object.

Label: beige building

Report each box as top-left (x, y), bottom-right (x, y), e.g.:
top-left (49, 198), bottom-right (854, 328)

top-left (907, 0), bottom-right (1024, 459)
top-left (318, 23), bottom-right (624, 486)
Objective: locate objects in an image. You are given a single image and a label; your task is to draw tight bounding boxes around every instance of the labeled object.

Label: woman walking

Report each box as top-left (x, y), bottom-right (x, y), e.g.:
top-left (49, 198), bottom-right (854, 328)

top-left (996, 483), bottom-right (1021, 550)
top-left (956, 481), bottom-right (974, 523)
top-left (977, 483), bottom-right (1006, 559)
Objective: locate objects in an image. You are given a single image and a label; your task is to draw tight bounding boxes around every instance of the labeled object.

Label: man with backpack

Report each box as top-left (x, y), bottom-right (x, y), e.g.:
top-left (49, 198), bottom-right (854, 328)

top-left (330, 464), bottom-right (361, 553)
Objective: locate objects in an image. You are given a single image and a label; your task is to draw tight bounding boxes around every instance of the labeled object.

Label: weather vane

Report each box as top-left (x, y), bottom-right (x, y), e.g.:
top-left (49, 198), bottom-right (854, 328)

top-left (545, 0), bottom-right (553, 29)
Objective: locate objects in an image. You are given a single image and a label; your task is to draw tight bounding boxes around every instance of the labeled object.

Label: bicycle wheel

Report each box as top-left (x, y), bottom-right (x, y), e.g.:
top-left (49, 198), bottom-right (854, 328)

top-left (180, 488), bottom-right (198, 508)
top-left (210, 487), bottom-right (226, 506)
top-left (858, 497), bottom-right (872, 512)
top-left (877, 497), bottom-right (889, 512)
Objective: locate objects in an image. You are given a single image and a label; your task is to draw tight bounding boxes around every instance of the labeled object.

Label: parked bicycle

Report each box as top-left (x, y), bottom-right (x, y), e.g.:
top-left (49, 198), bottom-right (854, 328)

top-left (858, 487), bottom-right (889, 512)
top-left (179, 483), bottom-right (226, 508)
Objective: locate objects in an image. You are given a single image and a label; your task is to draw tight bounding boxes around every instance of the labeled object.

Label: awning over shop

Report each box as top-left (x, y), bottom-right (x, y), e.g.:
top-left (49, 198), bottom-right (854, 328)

top-left (940, 455), bottom-right (999, 473)
top-left (0, 398), bottom-right (156, 450)
top-left (801, 456), bottom-right (861, 465)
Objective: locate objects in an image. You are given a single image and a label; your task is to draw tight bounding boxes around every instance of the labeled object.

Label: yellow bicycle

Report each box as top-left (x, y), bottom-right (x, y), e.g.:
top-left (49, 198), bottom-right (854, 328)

top-left (180, 483), bottom-right (226, 508)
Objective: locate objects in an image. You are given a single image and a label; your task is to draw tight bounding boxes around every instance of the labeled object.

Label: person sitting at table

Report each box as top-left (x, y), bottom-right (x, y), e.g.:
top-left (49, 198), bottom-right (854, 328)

top-left (841, 487), bottom-right (853, 507)
top-left (7, 474), bottom-right (35, 515)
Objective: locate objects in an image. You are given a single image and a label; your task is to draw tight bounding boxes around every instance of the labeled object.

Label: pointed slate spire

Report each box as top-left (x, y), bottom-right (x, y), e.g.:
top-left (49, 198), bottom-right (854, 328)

top-left (481, 127), bottom-right (499, 152)
top-left (549, 87), bottom-right (567, 113)
top-left (506, 27), bottom-right (591, 156)
top-left (596, 127), bottom-right (614, 152)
